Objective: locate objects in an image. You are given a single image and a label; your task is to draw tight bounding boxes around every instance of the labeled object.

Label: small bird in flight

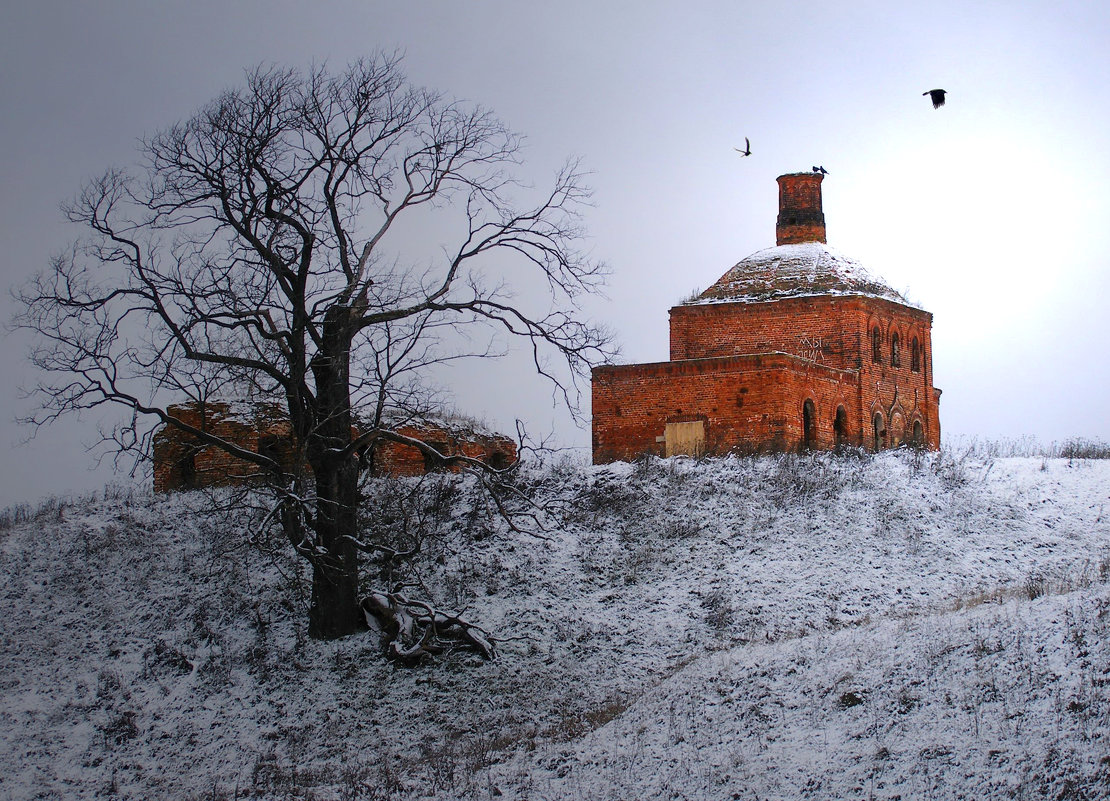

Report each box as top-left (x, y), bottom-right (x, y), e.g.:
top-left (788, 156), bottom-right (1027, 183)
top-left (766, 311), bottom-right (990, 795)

top-left (734, 137), bottom-right (751, 157)
top-left (923, 89), bottom-right (947, 109)
top-left (812, 165), bottom-right (828, 174)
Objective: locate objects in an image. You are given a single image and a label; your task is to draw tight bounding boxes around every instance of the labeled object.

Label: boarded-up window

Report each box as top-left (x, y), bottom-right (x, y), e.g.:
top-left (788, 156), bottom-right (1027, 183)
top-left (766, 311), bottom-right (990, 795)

top-left (664, 421), bottom-right (705, 458)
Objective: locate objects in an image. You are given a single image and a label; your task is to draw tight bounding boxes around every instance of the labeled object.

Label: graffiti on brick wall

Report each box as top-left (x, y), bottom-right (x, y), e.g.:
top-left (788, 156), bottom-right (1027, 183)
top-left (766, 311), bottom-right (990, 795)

top-left (798, 335), bottom-right (825, 363)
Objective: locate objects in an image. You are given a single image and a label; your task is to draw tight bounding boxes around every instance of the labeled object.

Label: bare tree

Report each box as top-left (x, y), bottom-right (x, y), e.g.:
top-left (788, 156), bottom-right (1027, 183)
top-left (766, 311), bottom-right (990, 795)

top-left (15, 56), bottom-right (612, 641)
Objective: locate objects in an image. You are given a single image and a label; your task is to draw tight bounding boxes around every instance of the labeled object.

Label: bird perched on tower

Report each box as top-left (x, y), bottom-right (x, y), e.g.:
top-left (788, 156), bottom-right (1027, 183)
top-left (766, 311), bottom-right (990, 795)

top-left (812, 165), bottom-right (828, 174)
top-left (923, 89), bottom-right (947, 108)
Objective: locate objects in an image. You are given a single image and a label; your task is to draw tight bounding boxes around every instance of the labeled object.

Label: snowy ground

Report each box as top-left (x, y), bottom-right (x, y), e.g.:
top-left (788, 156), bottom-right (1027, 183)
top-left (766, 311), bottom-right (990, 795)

top-left (1, 449), bottom-right (1108, 799)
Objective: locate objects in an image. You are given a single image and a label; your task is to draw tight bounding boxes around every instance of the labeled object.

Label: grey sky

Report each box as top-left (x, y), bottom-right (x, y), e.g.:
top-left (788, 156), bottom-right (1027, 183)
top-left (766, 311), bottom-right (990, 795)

top-left (3, 1), bottom-right (1109, 506)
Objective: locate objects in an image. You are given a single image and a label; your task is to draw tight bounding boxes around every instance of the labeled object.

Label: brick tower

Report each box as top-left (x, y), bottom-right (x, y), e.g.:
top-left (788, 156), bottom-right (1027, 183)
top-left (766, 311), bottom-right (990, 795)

top-left (591, 172), bottom-right (941, 461)
top-left (775, 172), bottom-right (826, 245)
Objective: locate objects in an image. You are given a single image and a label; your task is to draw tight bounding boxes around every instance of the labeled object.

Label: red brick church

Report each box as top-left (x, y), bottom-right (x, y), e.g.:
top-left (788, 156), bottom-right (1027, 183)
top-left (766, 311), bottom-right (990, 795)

top-left (592, 171), bottom-right (941, 462)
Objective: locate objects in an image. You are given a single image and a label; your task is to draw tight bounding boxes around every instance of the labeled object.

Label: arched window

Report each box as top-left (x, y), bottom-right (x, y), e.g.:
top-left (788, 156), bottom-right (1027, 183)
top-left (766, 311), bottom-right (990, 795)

top-left (257, 434), bottom-right (289, 473)
top-left (912, 420), bottom-right (924, 447)
top-left (872, 412), bottom-right (884, 452)
top-left (834, 405), bottom-right (849, 448)
top-left (890, 413), bottom-right (905, 448)
top-left (891, 333), bottom-right (901, 367)
top-left (175, 450), bottom-right (198, 490)
top-left (802, 399), bottom-right (816, 449)
top-left (872, 326), bottom-right (882, 363)
top-left (911, 337), bottom-right (921, 372)
top-left (423, 440), bottom-right (449, 472)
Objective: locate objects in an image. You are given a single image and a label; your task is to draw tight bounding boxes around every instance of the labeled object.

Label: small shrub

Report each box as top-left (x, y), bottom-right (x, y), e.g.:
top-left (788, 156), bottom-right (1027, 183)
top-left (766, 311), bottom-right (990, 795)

top-left (1057, 438), bottom-right (1110, 460)
top-left (573, 473), bottom-right (646, 520)
top-left (661, 519), bottom-right (701, 540)
top-left (620, 541), bottom-right (662, 584)
top-left (630, 452), bottom-right (662, 481)
top-left (678, 287), bottom-right (703, 305)
top-left (702, 588), bottom-right (735, 631)
top-left (1026, 573), bottom-right (1047, 600)
top-left (837, 690), bottom-right (864, 709)
top-left (0, 502), bottom-right (30, 531)
top-left (101, 710), bottom-right (139, 746)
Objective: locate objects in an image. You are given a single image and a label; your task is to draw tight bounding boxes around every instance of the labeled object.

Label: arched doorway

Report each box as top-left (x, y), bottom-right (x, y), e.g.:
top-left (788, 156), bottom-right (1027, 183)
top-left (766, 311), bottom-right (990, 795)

top-left (912, 420), bottom-right (924, 447)
top-left (802, 399), bottom-right (816, 449)
top-left (834, 406), bottom-right (849, 448)
top-left (872, 412), bottom-right (884, 452)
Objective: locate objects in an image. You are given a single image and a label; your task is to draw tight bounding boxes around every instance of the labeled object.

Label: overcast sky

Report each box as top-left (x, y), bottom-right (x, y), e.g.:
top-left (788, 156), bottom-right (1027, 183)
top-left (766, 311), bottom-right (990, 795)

top-left (3, 0), bottom-right (1109, 506)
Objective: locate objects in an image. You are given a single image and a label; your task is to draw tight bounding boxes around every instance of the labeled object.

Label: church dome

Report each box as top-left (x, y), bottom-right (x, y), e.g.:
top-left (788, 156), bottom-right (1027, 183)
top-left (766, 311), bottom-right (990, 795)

top-left (687, 172), bottom-right (911, 307)
top-left (692, 241), bottom-right (910, 306)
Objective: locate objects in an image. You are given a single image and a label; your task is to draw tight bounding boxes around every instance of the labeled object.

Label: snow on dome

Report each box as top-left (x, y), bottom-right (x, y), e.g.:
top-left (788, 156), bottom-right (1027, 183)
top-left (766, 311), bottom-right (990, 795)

top-left (691, 242), bottom-right (912, 307)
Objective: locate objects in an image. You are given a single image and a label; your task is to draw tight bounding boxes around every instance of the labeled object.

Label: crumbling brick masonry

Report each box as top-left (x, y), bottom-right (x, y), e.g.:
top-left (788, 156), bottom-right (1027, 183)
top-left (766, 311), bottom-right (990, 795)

top-left (153, 401), bottom-right (517, 492)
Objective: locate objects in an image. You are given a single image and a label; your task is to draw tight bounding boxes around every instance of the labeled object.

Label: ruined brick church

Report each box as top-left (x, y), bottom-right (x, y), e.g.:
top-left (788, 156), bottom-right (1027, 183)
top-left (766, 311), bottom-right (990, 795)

top-left (592, 171), bottom-right (941, 462)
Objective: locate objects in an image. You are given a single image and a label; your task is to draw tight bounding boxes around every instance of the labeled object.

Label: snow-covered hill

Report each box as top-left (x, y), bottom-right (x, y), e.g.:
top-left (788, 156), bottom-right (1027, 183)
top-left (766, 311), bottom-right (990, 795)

top-left (1, 449), bottom-right (1108, 799)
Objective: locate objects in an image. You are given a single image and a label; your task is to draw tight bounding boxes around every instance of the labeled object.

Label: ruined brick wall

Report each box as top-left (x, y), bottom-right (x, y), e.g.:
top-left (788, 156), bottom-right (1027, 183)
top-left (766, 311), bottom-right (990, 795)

top-left (152, 401), bottom-right (290, 492)
top-left (153, 402), bottom-right (518, 492)
top-left (370, 424), bottom-right (517, 478)
top-left (592, 354), bottom-right (861, 462)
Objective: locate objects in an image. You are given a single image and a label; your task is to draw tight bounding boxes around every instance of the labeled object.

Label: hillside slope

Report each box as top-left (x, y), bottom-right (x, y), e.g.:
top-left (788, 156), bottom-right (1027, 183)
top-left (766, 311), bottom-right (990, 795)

top-left (1, 450), bottom-right (1108, 799)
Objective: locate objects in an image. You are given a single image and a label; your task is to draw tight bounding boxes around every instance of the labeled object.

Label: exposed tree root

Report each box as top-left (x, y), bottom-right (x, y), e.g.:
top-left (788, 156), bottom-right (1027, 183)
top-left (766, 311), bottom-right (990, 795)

top-left (360, 591), bottom-right (496, 663)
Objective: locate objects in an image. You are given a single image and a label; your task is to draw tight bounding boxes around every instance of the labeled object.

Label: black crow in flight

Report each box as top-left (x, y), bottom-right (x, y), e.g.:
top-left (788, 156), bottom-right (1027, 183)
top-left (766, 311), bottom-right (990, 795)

top-left (734, 137), bottom-right (751, 157)
top-left (923, 89), bottom-right (947, 108)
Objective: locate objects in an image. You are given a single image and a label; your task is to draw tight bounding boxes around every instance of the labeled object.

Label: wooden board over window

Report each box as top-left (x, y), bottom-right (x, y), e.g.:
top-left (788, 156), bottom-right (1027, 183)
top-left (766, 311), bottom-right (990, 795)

top-left (664, 420), bottom-right (706, 458)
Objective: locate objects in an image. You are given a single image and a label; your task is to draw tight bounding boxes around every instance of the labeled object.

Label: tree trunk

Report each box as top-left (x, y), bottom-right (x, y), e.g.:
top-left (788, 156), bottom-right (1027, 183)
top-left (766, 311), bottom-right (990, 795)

top-left (306, 305), bottom-right (366, 640)
top-left (308, 456), bottom-right (365, 639)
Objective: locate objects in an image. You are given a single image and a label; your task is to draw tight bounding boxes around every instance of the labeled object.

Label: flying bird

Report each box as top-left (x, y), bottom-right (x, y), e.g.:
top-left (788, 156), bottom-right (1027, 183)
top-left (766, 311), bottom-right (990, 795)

top-left (923, 89), bottom-right (947, 109)
top-left (734, 137), bottom-right (751, 157)
top-left (812, 165), bottom-right (828, 174)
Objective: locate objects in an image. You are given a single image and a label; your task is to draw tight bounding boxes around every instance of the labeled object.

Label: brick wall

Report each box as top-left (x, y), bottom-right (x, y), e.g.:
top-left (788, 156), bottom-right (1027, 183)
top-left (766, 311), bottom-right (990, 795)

top-left (669, 296), bottom-right (866, 367)
top-left (152, 401), bottom-right (517, 492)
top-left (152, 401), bottom-right (286, 492)
top-left (593, 295), bottom-right (939, 463)
top-left (370, 424), bottom-right (517, 477)
top-left (592, 354), bottom-right (862, 461)
top-left (858, 301), bottom-right (940, 450)
top-left (776, 172), bottom-right (826, 245)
